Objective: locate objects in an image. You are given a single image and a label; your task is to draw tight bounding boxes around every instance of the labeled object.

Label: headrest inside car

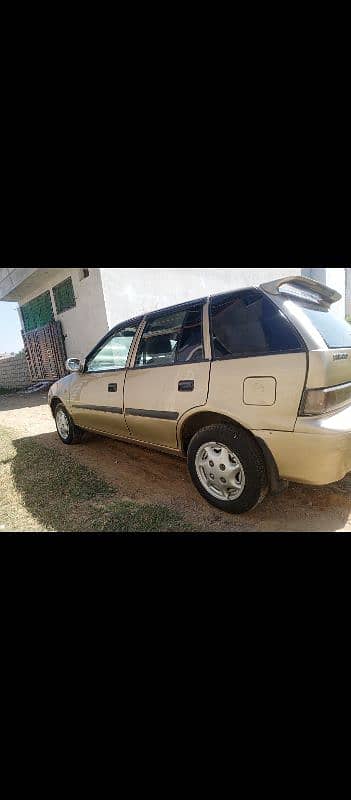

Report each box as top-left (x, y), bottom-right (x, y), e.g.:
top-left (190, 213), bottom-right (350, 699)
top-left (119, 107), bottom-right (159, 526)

top-left (145, 335), bottom-right (173, 355)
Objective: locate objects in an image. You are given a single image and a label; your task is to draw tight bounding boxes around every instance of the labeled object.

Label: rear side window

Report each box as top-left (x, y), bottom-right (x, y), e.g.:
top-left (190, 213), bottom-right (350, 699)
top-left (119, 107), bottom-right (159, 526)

top-left (291, 303), bottom-right (351, 349)
top-left (210, 289), bottom-right (304, 360)
top-left (135, 305), bottom-right (204, 368)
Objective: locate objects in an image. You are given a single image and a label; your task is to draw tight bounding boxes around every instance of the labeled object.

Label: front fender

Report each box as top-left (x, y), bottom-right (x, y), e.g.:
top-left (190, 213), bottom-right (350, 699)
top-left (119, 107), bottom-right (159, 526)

top-left (48, 374), bottom-right (76, 411)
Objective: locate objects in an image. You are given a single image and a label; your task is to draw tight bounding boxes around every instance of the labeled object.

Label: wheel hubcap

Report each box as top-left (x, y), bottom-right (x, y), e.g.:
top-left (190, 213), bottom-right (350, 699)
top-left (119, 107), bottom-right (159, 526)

top-left (56, 409), bottom-right (70, 440)
top-left (195, 442), bottom-right (246, 502)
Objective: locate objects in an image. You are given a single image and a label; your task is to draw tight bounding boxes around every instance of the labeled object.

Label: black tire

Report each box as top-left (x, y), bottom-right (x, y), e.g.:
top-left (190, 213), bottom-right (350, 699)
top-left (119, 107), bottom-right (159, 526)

top-left (54, 402), bottom-right (83, 445)
top-left (187, 424), bottom-right (268, 514)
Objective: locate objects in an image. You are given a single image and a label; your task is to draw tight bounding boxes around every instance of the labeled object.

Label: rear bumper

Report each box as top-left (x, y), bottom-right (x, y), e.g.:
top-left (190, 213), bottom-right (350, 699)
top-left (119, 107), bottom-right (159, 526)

top-left (255, 405), bottom-right (351, 486)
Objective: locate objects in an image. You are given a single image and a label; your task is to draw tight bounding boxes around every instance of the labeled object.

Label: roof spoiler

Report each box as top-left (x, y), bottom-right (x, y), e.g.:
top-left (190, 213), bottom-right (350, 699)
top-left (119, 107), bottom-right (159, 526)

top-left (260, 275), bottom-right (342, 306)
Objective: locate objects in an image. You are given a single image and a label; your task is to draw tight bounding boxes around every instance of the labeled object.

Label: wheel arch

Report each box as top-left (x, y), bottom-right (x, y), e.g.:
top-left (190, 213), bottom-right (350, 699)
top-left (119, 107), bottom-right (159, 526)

top-left (178, 409), bottom-right (250, 454)
top-left (50, 396), bottom-right (63, 417)
top-left (178, 409), bottom-right (286, 494)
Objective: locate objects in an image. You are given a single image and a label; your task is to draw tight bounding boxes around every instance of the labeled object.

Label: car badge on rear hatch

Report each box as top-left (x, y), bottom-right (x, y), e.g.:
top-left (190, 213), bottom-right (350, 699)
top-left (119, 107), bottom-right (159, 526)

top-left (333, 353), bottom-right (349, 361)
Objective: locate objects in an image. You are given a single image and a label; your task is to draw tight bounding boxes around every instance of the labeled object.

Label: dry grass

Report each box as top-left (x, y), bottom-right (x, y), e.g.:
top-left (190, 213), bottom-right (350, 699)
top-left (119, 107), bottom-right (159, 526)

top-left (0, 426), bottom-right (191, 533)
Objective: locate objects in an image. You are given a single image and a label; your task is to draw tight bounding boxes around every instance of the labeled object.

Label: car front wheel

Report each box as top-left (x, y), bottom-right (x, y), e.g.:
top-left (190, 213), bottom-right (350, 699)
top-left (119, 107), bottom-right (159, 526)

top-left (187, 424), bottom-right (267, 514)
top-left (55, 403), bottom-right (82, 445)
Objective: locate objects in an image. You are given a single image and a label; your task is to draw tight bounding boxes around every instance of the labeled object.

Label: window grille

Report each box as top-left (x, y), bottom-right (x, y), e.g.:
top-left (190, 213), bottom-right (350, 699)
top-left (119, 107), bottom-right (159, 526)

top-left (21, 291), bottom-right (54, 332)
top-left (53, 277), bottom-right (76, 314)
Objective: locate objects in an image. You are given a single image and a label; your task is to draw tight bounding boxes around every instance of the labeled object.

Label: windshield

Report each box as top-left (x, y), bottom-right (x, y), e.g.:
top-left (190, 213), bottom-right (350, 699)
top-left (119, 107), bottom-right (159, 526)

top-left (293, 302), bottom-right (351, 349)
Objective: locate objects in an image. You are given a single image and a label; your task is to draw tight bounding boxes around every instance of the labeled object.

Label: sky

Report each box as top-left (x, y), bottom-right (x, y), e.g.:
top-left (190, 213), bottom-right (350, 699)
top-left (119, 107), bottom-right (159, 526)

top-left (0, 302), bottom-right (23, 353)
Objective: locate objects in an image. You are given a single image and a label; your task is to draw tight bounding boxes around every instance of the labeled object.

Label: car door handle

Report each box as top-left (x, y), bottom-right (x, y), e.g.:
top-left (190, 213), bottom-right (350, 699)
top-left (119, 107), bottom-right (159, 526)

top-left (178, 380), bottom-right (194, 392)
top-left (108, 383), bottom-right (118, 393)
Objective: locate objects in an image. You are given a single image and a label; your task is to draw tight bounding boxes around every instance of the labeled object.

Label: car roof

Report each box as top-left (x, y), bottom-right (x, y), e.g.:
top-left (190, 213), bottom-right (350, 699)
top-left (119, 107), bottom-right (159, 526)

top-left (125, 286), bottom-right (260, 326)
top-left (85, 285), bottom-right (259, 360)
top-left (107, 296), bottom-right (208, 337)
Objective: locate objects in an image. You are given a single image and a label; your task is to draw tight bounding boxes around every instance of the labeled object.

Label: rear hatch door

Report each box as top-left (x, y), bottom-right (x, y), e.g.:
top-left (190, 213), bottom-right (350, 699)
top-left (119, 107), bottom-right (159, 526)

top-left (261, 274), bottom-right (351, 390)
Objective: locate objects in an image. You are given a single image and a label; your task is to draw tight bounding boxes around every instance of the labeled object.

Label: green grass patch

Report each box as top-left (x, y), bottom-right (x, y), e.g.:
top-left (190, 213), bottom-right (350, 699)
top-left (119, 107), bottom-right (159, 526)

top-left (12, 435), bottom-right (112, 502)
top-left (0, 426), bottom-right (191, 533)
top-left (86, 500), bottom-right (191, 533)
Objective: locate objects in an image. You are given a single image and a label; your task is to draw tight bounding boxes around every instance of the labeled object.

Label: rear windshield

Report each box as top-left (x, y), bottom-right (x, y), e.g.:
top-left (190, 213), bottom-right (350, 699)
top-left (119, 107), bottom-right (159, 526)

top-left (294, 303), bottom-right (351, 349)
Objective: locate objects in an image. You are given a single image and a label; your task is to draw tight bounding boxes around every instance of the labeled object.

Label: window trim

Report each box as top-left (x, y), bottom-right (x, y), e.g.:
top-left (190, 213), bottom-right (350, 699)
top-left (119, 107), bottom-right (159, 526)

top-left (131, 301), bottom-right (207, 371)
top-left (131, 357), bottom-right (211, 372)
top-left (84, 317), bottom-right (143, 374)
top-left (209, 348), bottom-right (305, 363)
top-left (209, 288), bottom-right (307, 363)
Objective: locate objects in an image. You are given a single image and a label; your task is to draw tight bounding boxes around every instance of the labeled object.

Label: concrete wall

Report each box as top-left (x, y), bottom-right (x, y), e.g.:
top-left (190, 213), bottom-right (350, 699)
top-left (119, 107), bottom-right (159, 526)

top-left (345, 269), bottom-right (351, 318)
top-left (325, 268), bottom-right (346, 318)
top-left (16, 268), bottom-right (108, 360)
top-left (0, 351), bottom-right (30, 389)
top-left (302, 267), bottom-right (346, 318)
top-left (100, 267), bottom-right (302, 329)
top-left (0, 267), bottom-right (37, 301)
top-left (302, 267), bottom-right (327, 283)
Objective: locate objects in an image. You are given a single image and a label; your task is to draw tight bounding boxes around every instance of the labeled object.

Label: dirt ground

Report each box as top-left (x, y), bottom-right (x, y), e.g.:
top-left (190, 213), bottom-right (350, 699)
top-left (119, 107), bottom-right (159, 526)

top-left (1, 390), bottom-right (351, 533)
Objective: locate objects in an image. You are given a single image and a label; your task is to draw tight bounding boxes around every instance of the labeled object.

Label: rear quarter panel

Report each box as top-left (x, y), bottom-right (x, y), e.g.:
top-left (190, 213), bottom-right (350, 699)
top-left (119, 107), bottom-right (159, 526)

top-left (206, 353), bottom-right (308, 431)
top-left (306, 350), bottom-right (351, 389)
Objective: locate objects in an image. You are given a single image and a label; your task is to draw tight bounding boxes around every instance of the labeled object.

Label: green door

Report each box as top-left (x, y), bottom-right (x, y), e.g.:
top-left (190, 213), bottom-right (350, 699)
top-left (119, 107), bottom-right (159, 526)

top-left (21, 291), bottom-right (54, 332)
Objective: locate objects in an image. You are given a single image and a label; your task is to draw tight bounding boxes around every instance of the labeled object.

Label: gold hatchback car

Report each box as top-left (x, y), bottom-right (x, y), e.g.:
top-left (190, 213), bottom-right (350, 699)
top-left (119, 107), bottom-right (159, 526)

top-left (48, 275), bottom-right (351, 514)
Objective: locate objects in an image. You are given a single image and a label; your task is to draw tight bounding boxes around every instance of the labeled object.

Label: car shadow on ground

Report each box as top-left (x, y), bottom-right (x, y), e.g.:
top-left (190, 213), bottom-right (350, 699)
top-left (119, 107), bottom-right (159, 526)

top-left (0, 391), bottom-right (49, 412)
top-left (7, 427), bottom-right (351, 533)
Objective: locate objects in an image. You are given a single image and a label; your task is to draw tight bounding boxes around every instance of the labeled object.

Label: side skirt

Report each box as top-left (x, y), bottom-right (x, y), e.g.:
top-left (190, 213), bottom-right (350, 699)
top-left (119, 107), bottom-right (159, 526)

top-left (78, 424), bottom-right (184, 459)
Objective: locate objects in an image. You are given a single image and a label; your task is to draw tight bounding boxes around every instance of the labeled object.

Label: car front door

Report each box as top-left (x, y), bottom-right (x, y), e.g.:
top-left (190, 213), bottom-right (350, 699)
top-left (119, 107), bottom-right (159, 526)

top-left (70, 321), bottom-right (141, 436)
top-left (124, 303), bottom-right (211, 449)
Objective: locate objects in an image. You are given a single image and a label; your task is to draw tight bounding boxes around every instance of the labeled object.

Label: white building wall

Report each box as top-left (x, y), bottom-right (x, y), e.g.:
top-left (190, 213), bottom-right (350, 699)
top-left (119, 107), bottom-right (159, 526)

top-left (9, 266), bottom-right (347, 361)
top-left (17, 267), bottom-right (108, 359)
top-left (345, 269), bottom-right (351, 318)
top-left (302, 267), bottom-right (346, 318)
top-left (325, 268), bottom-right (346, 319)
top-left (302, 267), bottom-right (326, 284)
top-left (100, 267), bottom-right (302, 329)
top-left (0, 267), bottom-right (37, 301)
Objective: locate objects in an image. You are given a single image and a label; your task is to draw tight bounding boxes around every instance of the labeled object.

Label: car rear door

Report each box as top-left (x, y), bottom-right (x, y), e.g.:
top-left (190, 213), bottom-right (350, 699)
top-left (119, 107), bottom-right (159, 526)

top-left (124, 302), bottom-right (210, 449)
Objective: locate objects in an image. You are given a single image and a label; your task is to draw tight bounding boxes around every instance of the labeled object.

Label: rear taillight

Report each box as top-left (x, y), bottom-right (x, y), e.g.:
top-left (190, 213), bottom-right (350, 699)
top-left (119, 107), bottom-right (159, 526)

top-left (300, 382), bottom-right (351, 416)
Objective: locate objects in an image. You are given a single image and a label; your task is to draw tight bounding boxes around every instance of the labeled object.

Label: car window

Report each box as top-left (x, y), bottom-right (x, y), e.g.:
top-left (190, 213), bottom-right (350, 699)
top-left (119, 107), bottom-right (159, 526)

top-left (135, 306), bottom-right (204, 368)
top-left (210, 289), bottom-right (304, 360)
top-left (86, 325), bottom-right (139, 373)
top-left (288, 302), bottom-right (351, 349)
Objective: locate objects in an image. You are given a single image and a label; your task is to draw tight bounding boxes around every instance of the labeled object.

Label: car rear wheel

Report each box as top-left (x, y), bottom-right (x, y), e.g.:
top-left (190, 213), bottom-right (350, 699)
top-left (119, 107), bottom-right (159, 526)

top-left (55, 403), bottom-right (82, 445)
top-left (187, 424), bottom-right (268, 514)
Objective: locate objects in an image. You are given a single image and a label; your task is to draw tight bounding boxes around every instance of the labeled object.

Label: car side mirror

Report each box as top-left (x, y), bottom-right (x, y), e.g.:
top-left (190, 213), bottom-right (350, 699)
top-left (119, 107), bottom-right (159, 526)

top-left (66, 358), bottom-right (82, 373)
